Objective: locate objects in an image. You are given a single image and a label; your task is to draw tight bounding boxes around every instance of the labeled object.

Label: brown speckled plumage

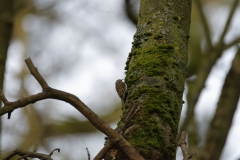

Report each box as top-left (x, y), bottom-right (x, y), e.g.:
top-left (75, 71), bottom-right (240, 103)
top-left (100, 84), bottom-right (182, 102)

top-left (115, 79), bottom-right (127, 109)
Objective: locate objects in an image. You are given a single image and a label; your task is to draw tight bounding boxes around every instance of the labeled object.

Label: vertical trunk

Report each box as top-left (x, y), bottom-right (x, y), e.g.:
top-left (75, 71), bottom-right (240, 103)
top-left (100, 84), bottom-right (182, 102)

top-left (119, 0), bottom-right (192, 159)
top-left (0, 0), bottom-right (14, 93)
top-left (0, 0), bottom-right (14, 158)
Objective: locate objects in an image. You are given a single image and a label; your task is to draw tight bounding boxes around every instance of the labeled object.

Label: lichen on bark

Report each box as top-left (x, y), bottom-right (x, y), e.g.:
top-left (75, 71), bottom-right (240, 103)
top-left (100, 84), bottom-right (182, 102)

top-left (120, 0), bottom-right (192, 159)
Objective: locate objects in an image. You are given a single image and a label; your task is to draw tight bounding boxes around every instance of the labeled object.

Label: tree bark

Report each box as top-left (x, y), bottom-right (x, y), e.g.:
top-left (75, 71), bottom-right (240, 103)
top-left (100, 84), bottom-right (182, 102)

top-left (118, 0), bottom-right (192, 159)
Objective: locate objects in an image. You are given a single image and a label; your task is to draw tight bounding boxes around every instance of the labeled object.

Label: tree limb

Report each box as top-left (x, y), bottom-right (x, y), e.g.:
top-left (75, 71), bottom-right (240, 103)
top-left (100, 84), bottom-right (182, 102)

top-left (178, 131), bottom-right (196, 160)
top-left (86, 148), bottom-right (90, 160)
top-left (194, 0), bottom-right (212, 49)
top-left (199, 48), bottom-right (240, 160)
top-left (218, 0), bottom-right (239, 45)
top-left (2, 148), bottom-right (59, 160)
top-left (224, 37), bottom-right (240, 50)
top-left (179, 1), bottom-right (240, 143)
top-left (0, 57), bottom-right (144, 160)
top-left (94, 101), bottom-right (140, 160)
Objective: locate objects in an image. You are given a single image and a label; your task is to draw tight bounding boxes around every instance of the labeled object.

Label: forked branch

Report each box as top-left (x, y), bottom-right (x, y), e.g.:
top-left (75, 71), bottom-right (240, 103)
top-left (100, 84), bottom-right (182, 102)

top-left (178, 131), bottom-right (196, 160)
top-left (0, 57), bottom-right (144, 160)
top-left (2, 148), bottom-right (60, 160)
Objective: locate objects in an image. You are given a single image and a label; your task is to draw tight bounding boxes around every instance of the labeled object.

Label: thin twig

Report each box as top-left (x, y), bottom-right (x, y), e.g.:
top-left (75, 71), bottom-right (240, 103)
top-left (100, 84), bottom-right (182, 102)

top-left (0, 89), bottom-right (12, 119)
top-left (94, 142), bottom-right (113, 160)
top-left (49, 148), bottom-right (60, 157)
top-left (94, 101), bottom-right (141, 160)
top-left (2, 152), bottom-right (18, 160)
top-left (194, 0), bottom-right (212, 49)
top-left (218, 0), bottom-right (239, 45)
top-left (86, 148), bottom-right (91, 160)
top-left (0, 89), bottom-right (9, 104)
top-left (178, 131), bottom-right (195, 160)
top-left (17, 153), bottom-right (31, 160)
top-left (25, 58), bottom-right (49, 89)
top-left (123, 101), bottom-right (140, 124)
top-left (3, 149), bottom-right (55, 160)
top-left (223, 37), bottom-right (240, 50)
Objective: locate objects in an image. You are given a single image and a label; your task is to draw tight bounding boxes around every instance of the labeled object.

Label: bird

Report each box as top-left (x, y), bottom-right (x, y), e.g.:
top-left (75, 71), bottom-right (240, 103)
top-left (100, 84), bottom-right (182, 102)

top-left (115, 79), bottom-right (127, 109)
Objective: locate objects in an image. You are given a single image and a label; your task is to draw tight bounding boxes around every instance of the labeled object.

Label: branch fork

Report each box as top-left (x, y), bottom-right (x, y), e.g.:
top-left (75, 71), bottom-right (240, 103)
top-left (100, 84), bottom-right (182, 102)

top-left (178, 131), bottom-right (196, 160)
top-left (0, 57), bottom-right (144, 160)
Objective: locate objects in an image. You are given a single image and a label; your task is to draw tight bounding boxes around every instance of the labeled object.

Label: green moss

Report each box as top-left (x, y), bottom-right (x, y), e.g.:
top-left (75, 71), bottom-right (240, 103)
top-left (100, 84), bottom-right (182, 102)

top-left (127, 122), bottom-right (166, 158)
top-left (117, 120), bottom-right (124, 127)
top-left (144, 32), bottom-right (153, 36)
top-left (125, 44), bottom-right (176, 86)
top-left (157, 44), bottom-right (174, 50)
top-left (132, 41), bottom-right (142, 48)
top-left (127, 84), bottom-right (179, 130)
top-left (123, 43), bottom-right (183, 159)
top-left (178, 16), bottom-right (182, 21)
top-left (126, 113), bottom-right (177, 159)
top-left (154, 34), bottom-right (163, 39)
top-left (120, 0), bottom-right (190, 158)
top-left (132, 50), bottom-right (140, 55)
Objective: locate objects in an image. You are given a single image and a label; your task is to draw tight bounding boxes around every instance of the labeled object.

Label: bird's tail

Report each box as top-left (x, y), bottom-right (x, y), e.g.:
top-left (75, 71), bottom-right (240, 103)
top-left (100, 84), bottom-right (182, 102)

top-left (121, 99), bottom-right (125, 110)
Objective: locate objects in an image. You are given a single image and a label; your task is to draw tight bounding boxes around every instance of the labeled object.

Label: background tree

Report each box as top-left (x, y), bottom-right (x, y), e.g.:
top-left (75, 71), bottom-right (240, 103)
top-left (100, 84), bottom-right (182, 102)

top-left (0, 0), bottom-right (15, 154)
top-left (1, 0), bottom-right (240, 160)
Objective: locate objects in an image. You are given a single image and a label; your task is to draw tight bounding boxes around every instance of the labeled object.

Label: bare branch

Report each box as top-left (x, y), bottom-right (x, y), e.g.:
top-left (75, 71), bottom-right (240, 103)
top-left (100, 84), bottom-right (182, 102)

top-left (94, 101), bottom-right (140, 160)
top-left (194, 0), bottom-right (212, 49)
top-left (2, 152), bottom-right (18, 160)
top-left (86, 148), bottom-right (91, 160)
top-left (180, 0), bottom-right (240, 135)
top-left (25, 57), bottom-right (49, 89)
top-left (179, 21), bottom-right (240, 144)
top-left (218, 0), bottom-right (239, 45)
top-left (179, 131), bottom-right (188, 160)
top-left (123, 101), bottom-right (140, 124)
top-left (17, 153), bottom-right (33, 160)
top-left (0, 89), bottom-right (11, 119)
top-left (94, 142), bottom-right (113, 160)
top-left (49, 148), bottom-right (60, 157)
top-left (223, 37), bottom-right (240, 50)
top-left (0, 89), bottom-right (9, 104)
top-left (178, 131), bottom-right (195, 160)
top-left (3, 149), bottom-right (56, 160)
top-left (0, 57), bottom-right (144, 160)
top-left (199, 49), bottom-right (240, 160)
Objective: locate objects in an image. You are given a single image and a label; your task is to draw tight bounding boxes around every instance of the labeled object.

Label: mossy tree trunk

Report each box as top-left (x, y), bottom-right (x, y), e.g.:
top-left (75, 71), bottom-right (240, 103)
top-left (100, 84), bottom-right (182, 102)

top-left (119, 0), bottom-right (192, 159)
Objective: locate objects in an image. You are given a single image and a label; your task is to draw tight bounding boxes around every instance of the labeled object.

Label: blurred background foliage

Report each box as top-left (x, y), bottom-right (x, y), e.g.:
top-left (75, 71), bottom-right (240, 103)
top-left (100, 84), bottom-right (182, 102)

top-left (0, 0), bottom-right (240, 159)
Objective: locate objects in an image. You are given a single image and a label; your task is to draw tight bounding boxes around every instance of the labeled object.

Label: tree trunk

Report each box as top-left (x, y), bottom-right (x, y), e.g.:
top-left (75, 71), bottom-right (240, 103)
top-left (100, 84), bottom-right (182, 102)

top-left (0, 0), bottom-right (14, 95)
top-left (0, 0), bottom-right (14, 158)
top-left (118, 0), bottom-right (192, 159)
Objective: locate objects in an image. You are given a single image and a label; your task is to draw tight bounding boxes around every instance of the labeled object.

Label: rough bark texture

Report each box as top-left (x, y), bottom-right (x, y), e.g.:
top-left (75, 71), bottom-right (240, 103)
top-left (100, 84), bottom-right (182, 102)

top-left (199, 51), bottom-right (240, 160)
top-left (119, 0), bottom-right (192, 159)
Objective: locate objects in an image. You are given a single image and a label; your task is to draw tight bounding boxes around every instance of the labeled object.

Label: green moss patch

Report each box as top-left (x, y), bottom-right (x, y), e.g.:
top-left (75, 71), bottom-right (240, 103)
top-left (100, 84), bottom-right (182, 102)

top-left (125, 44), bottom-right (176, 86)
